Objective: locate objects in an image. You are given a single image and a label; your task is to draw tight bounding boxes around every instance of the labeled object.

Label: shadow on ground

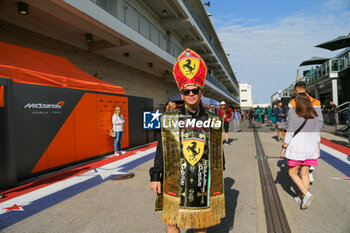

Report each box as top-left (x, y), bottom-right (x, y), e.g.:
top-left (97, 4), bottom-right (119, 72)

top-left (223, 138), bottom-right (238, 145)
top-left (274, 158), bottom-right (300, 198)
top-left (228, 138), bottom-right (237, 144)
top-left (186, 177), bottom-right (239, 233)
top-left (272, 135), bottom-right (284, 142)
top-left (330, 139), bottom-right (349, 147)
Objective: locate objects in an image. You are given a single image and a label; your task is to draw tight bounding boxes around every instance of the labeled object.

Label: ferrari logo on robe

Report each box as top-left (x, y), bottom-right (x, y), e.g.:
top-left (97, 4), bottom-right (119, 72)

top-left (179, 57), bottom-right (200, 79)
top-left (183, 138), bottom-right (204, 166)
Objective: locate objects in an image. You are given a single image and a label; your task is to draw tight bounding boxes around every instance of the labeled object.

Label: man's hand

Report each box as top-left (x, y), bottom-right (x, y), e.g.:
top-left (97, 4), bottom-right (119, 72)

top-left (150, 181), bottom-right (161, 193)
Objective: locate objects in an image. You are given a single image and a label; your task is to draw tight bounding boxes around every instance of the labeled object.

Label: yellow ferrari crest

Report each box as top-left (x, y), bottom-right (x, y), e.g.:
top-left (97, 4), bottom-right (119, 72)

top-left (179, 57), bottom-right (200, 79)
top-left (183, 138), bottom-right (204, 165)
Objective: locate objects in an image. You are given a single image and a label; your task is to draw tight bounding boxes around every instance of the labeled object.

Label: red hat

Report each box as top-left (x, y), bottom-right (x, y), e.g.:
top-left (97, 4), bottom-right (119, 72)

top-left (172, 48), bottom-right (207, 90)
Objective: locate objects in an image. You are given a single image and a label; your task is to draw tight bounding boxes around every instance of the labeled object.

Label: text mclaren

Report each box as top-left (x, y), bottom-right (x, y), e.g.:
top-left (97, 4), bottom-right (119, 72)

top-left (24, 103), bottom-right (62, 109)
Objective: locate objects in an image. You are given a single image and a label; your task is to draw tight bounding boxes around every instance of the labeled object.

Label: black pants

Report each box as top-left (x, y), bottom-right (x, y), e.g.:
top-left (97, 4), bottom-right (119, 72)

top-left (224, 121), bottom-right (229, 132)
top-left (329, 113), bottom-right (335, 125)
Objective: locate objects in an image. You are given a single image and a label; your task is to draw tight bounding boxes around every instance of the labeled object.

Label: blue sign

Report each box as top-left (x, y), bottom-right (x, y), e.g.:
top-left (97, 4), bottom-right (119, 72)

top-left (143, 110), bottom-right (161, 129)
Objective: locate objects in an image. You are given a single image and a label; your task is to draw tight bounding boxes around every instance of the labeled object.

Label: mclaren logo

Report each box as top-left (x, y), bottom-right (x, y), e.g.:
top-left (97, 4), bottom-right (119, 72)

top-left (24, 101), bottom-right (65, 109)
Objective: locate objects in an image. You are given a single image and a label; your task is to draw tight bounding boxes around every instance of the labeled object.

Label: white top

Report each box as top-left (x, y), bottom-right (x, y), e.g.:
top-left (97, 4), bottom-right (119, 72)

top-left (284, 107), bottom-right (321, 160)
top-left (112, 114), bottom-right (124, 132)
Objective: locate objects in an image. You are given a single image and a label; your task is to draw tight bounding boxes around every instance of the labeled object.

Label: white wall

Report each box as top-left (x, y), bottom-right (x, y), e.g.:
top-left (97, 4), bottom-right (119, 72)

top-left (239, 83), bottom-right (253, 107)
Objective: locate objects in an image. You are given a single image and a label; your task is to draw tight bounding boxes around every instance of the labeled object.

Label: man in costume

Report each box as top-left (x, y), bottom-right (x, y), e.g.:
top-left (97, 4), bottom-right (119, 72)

top-left (150, 49), bottom-right (225, 233)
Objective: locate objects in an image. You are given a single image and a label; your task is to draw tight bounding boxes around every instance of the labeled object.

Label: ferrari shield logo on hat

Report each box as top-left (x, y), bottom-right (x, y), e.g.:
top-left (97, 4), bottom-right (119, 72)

top-left (173, 48), bottom-right (207, 90)
top-left (183, 138), bottom-right (205, 166)
top-left (179, 57), bottom-right (200, 79)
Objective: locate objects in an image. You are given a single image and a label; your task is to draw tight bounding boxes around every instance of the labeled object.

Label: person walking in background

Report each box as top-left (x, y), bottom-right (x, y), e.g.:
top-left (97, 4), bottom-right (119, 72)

top-left (248, 107), bottom-right (255, 128)
top-left (254, 106), bottom-right (263, 128)
top-left (217, 101), bottom-right (233, 145)
top-left (271, 105), bottom-right (277, 131)
top-left (209, 104), bottom-right (216, 113)
top-left (112, 106), bottom-right (125, 156)
top-left (329, 100), bottom-right (337, 125)
top-left (289, 81), bottom-right (323, 184)
top-left (280, 93), bottom-right (321, 209)
top-left (275, 101), bottom-right (287, 142)
top-left (266, 105), bottom-right (273, 127)
top-left (232, 108), bottom-right (241, 133)
top-left (261, 107), bottom-right (266, 126)
top-left (165, 101), bottom-right (176, 112)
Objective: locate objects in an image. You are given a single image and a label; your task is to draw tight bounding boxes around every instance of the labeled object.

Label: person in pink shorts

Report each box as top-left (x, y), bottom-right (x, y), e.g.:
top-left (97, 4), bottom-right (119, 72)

top-left (280, 93), bottom-right (321, 209)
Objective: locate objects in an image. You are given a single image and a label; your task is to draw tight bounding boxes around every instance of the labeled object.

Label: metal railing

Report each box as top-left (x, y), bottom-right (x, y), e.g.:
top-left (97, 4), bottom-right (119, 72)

top-left (91, 0), bottom-right (182, 58)
top-left (300, 51), bottom-right (350, 87)
top-left (181, 0), bottom-right (239, 91)
top-left (337, 101), bottom-right (350, 114)
top-left (334, 102), bottom-right (350, 144)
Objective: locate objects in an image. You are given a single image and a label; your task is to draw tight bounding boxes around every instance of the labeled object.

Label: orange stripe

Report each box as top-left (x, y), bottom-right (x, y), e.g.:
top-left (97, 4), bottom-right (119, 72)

top-left (167, 191), bottom-right (177, 196)
top-left (289, 95), bottom-right (321, 108)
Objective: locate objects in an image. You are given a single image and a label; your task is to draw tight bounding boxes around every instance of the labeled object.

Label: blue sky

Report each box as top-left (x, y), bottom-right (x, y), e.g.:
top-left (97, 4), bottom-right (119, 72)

top-left (207, 0), bottom-right (350, 103)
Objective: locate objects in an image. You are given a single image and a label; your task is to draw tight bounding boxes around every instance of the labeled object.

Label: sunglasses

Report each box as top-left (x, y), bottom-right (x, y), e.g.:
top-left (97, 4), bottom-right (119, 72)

top-left (182, 88), bottom-right (200, 96)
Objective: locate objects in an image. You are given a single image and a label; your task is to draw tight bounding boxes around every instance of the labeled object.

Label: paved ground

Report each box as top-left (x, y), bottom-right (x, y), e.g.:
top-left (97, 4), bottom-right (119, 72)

top-left (1, 119), bottom-right (349, 233)
top-left (258, 123), bottom-right (350, 233)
